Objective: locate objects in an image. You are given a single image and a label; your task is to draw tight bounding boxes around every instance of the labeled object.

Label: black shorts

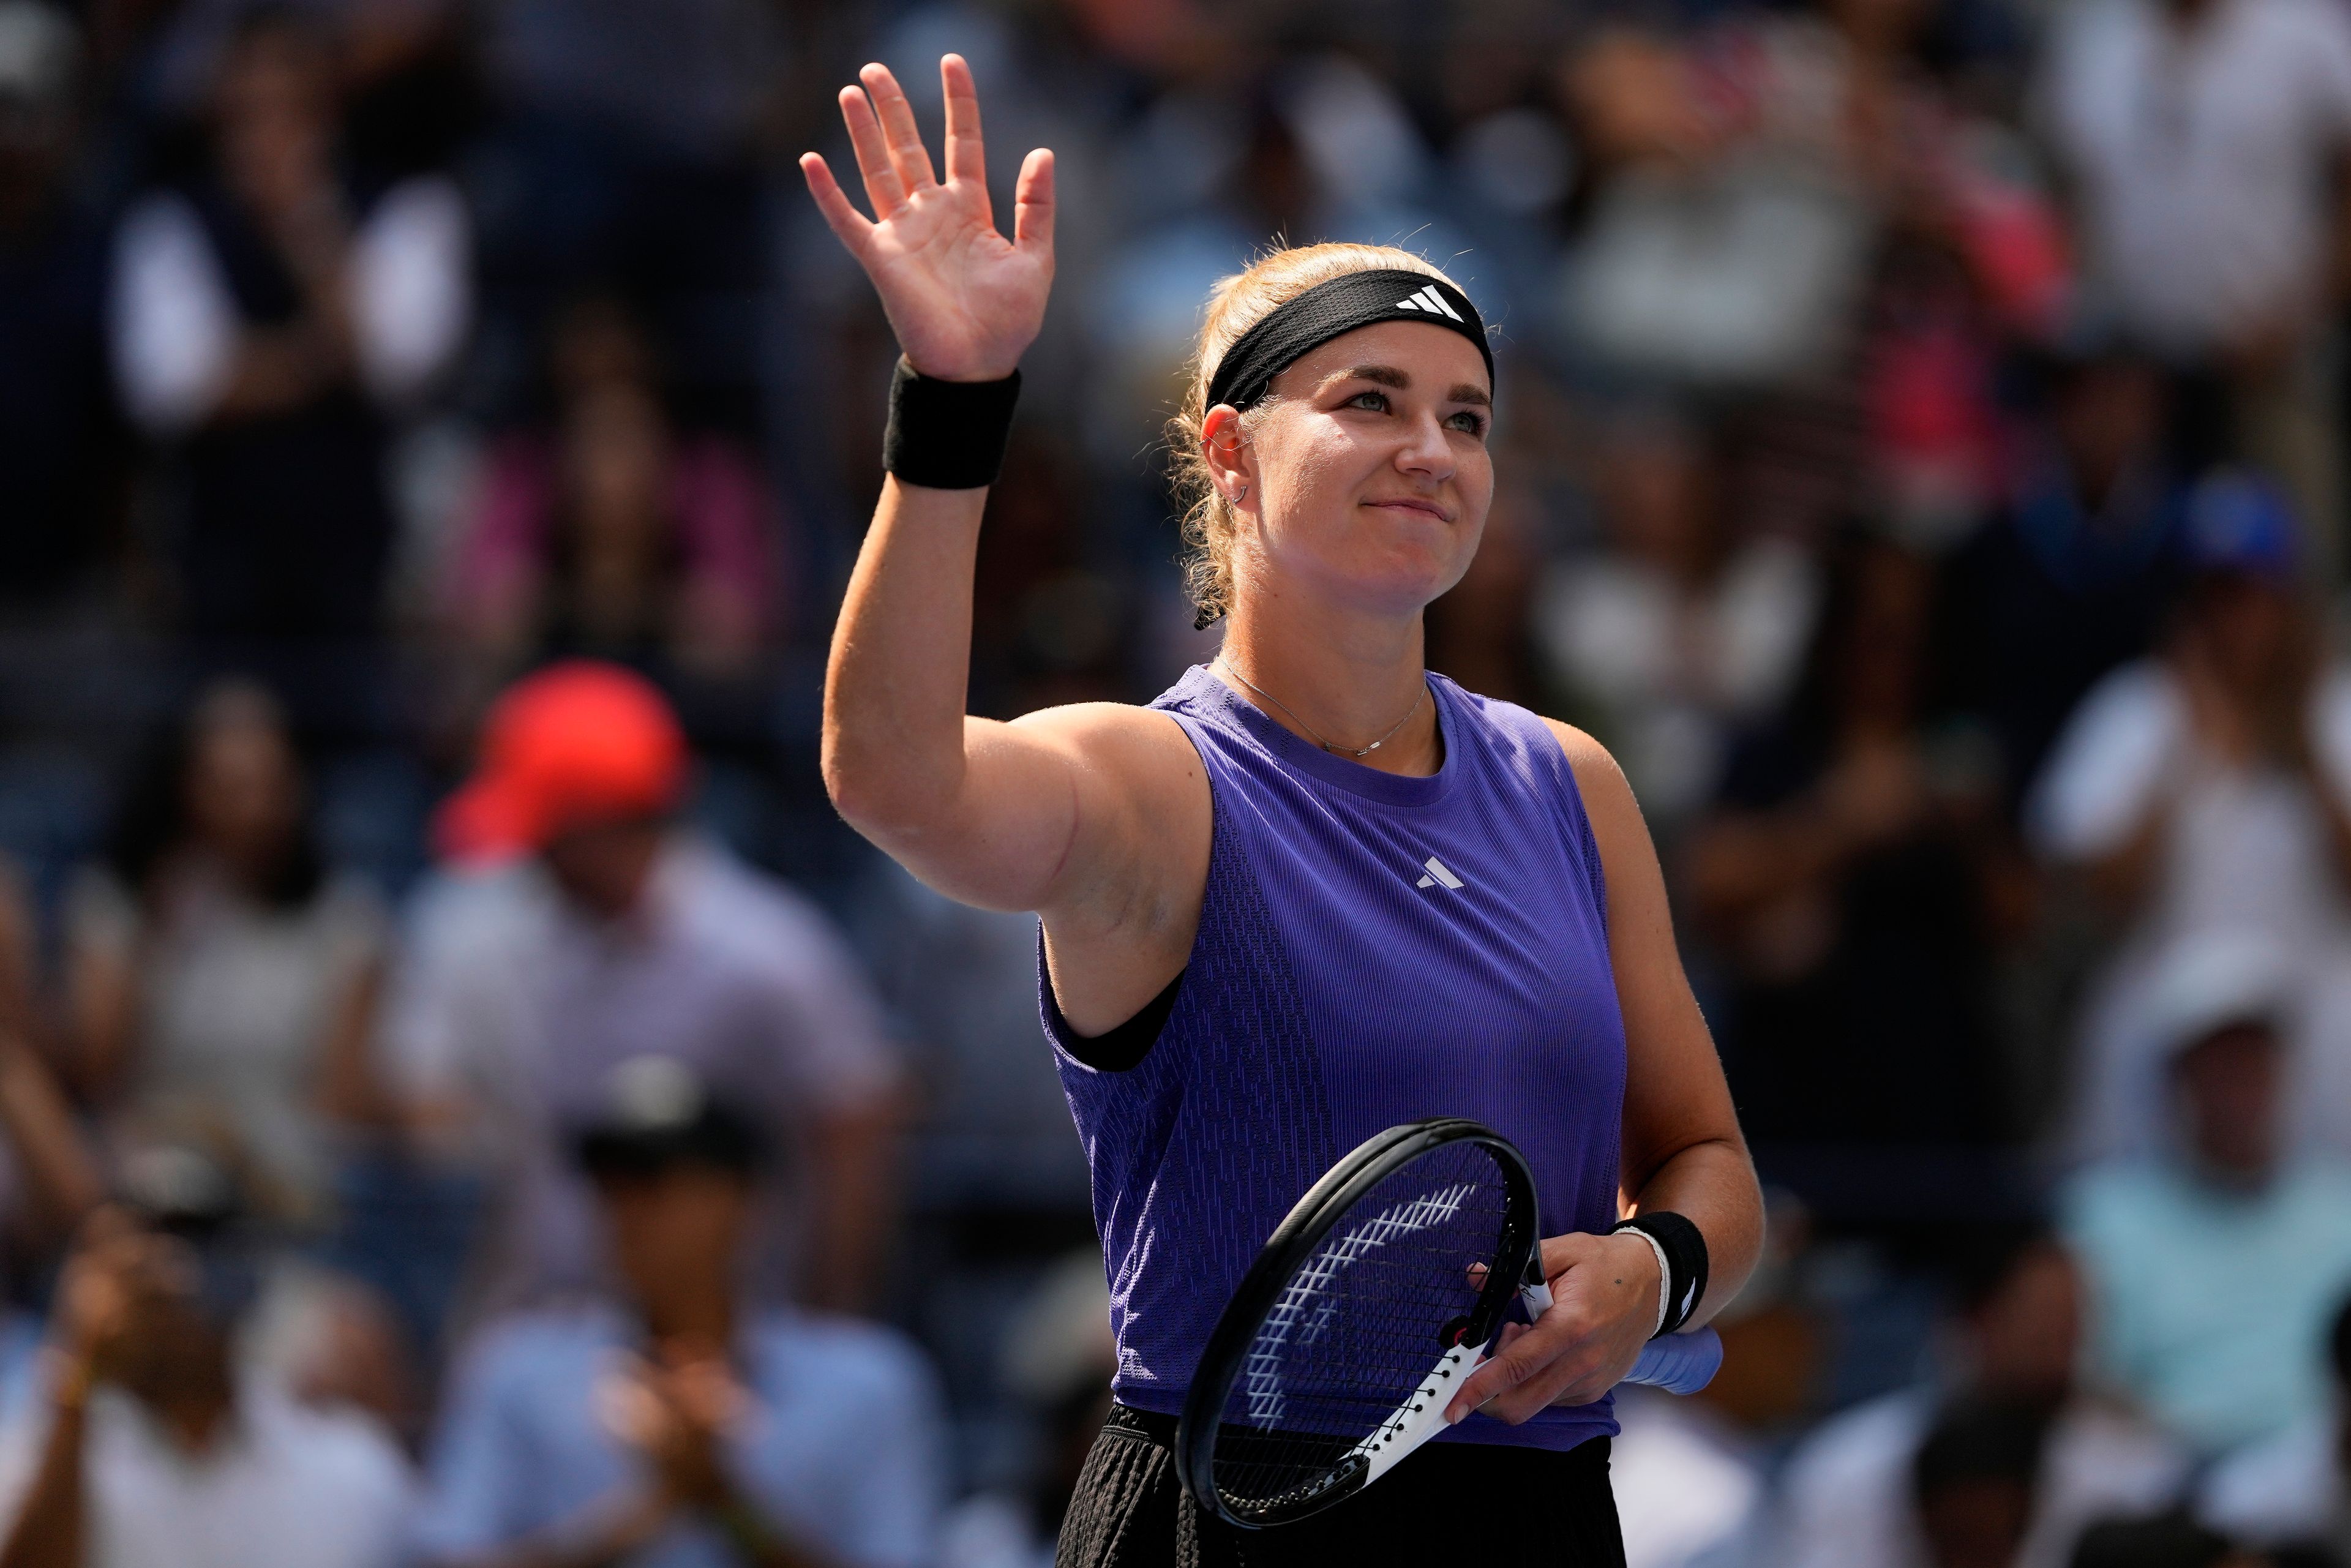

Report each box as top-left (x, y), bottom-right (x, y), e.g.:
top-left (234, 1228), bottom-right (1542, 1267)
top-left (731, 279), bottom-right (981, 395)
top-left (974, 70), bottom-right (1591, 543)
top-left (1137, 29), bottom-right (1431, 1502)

top-left (1056, 1403), bottom-right (1627, 1568)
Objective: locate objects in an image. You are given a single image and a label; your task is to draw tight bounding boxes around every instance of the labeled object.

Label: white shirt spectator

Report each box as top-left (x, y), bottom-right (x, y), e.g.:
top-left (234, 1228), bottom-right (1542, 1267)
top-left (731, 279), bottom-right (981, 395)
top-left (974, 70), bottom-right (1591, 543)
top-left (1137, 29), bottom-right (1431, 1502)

top-left (1611, 1387), bottom-right (1764, 1568)
top-left (382, 834), bottom-right (898, 1305)
top-left (2026, 659), bottom-right (2351, 1160)
top-left (1772, 1388), bottom-right (2186, 1568)
top-left (66, 863), bottom-right (386, 1222)
top-left (1534, 539), bottom-right (1819, 825)
top-left (110, 176), bottom-right (470, 434)
top-left (2040, 0), bottom-right (2351, 354)
top-left (2197, 1408), bottom-right (2339, 1544)
top-left (0, 1381), bottom-right (411, 1568)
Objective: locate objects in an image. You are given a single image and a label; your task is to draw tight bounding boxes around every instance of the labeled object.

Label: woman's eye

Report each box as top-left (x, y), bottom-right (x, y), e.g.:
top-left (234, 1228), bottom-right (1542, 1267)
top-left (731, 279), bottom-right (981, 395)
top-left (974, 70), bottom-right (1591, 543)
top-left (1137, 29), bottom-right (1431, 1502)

top-left (1346, 390), bottom-right (1390, 413)
top-left (1447, 411), bottom-right (1487, 437)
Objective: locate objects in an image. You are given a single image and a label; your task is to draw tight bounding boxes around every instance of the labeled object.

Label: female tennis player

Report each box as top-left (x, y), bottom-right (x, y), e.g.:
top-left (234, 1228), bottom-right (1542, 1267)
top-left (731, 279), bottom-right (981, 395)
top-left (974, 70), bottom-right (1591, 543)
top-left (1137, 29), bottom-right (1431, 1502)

top-left (803, 56), bottom-right (1763, 1566)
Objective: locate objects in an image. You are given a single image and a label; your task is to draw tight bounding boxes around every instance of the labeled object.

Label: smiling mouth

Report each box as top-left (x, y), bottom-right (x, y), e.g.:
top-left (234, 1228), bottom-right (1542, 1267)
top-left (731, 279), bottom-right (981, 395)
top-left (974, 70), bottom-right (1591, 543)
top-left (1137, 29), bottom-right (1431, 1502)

top-left (1362, 498), bottom-right (1454, 522)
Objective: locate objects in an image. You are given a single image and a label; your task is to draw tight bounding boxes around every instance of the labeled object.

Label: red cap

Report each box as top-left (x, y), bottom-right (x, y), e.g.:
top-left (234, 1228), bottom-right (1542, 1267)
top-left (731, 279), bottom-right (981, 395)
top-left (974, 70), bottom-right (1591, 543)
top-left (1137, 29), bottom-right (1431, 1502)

top-left (435, 662), bottom-right (688, 865)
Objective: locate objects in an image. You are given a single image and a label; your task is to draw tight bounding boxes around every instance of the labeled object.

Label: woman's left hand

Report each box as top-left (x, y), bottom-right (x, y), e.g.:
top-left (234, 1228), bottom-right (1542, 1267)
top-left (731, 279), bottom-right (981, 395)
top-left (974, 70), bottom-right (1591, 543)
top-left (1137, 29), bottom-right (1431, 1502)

top-left (1444, 1231), bottom-right (1661, 1425)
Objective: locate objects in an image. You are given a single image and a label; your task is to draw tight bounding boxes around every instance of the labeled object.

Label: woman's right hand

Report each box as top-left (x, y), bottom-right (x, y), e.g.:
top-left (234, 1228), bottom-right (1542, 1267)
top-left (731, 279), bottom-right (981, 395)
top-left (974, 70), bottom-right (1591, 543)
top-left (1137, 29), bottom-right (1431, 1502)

top-left (800, 55), bottom-right (1054, 383)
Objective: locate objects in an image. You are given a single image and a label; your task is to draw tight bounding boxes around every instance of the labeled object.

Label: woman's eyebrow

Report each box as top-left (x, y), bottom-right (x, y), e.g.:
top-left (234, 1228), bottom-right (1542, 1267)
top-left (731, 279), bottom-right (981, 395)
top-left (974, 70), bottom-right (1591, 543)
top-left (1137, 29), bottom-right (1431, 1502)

top-left (1325, 365), bottom-right (1492, 407)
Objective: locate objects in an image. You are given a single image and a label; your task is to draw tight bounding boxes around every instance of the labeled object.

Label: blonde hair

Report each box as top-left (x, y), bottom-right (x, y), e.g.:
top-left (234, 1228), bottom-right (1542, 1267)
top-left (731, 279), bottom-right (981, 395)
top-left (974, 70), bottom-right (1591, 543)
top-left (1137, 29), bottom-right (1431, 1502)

top-left (1168, 243), bottom-right (1466, 627)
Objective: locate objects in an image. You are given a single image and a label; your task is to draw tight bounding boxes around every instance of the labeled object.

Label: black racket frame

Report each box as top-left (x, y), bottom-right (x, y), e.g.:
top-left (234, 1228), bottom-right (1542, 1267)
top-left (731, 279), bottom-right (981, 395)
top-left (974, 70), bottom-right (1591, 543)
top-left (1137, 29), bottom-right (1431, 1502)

top-left (1174, 1117), bottom-right (1544, 1529)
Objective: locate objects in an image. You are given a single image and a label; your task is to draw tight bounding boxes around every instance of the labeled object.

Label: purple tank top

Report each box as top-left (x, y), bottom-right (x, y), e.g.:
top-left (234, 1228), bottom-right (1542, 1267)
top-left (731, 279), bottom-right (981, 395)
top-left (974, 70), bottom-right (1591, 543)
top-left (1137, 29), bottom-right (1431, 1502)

top-left (1043, 665), bottom-right (1629, 1451)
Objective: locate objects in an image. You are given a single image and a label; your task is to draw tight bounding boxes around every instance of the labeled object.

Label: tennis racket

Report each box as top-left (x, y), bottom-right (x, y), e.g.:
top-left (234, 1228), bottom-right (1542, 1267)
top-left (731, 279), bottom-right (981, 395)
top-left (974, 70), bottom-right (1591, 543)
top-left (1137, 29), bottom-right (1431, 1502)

top-left (1174, 1117), bottom-right (1723, 1529)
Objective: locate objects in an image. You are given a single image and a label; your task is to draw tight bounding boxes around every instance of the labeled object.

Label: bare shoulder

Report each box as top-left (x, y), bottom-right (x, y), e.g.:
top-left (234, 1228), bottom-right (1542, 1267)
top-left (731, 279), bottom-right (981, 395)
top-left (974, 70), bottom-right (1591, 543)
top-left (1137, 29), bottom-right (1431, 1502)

top-left (1000, 699), bottom-right (1210, 921)
top-left (1005, 700), bottom-right (1212, 1024)
top-left (1536, 718), bottom-right (1642, 839)
top-left (1002, 700), bottom-right (1205, 807)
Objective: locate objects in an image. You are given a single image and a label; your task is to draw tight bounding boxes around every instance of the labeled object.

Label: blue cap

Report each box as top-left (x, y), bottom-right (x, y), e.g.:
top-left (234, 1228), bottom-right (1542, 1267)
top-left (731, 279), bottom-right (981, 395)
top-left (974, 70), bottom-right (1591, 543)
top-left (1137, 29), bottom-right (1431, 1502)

top-left (2182, 469), bottom-right (2300, 584)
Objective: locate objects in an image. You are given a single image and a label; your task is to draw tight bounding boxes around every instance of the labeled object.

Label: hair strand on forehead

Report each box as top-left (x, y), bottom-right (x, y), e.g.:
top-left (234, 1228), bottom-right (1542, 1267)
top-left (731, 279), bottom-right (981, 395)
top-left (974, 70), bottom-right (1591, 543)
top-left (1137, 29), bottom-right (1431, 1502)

top-left (1165, 243), bottom-right (1472, 630)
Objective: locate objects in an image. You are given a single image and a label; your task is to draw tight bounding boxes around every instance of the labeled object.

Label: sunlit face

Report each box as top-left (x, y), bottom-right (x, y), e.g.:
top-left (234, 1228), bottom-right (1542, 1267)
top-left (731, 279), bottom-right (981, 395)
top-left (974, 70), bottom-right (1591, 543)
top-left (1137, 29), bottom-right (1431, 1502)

top-left (1213, 318), bottom-right (1495, 621)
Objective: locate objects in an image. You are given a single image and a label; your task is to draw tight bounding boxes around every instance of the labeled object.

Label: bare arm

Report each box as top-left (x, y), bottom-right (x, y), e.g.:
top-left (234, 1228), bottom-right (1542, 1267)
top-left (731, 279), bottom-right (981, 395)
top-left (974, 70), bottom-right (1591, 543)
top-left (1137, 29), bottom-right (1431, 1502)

top-left (1452, 726), bottom-right (1762, 1425)
top-left (1, 1213), bottom-right (173, 1568)
top-left (0, 1043), bottom-right (104, 1249)
top-left (313, 959), bottom-right (399, 1130)
top-left (0, 1384), bottom-right (89, 1568)
top-left (60, 932), bottom-right (136, 1108)
top-left (803, 58), bottom-right (1204, 1024)
top-left (1570, 730), bottom-right (1763, 1326)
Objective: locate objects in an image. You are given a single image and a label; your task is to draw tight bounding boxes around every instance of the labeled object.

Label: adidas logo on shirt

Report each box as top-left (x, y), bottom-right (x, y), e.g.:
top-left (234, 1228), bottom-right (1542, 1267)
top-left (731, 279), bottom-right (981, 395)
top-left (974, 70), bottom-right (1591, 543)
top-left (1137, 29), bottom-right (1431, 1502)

top-left (1415, 856), bottom-right (1465, 890)
top-left (1393, 286), bottom-right (1464, 322)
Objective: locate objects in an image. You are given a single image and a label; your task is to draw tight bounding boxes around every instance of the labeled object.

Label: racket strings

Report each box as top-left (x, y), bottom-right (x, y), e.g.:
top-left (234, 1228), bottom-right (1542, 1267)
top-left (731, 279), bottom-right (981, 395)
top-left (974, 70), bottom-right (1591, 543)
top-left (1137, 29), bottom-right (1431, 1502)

top-left (1209, 1141), bottom-right (1517, 1518)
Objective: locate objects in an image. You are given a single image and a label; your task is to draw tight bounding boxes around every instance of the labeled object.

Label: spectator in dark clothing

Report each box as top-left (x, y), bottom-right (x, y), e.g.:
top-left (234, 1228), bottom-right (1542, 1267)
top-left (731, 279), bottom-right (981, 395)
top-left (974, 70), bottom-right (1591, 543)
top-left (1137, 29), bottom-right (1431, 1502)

top-left (2067, 1513), bottom-right (2247, 1568)
top-left (441, 296), bottom-right (780, 692)
top-left (1940, 341), bottom-right (2183, 803)
top-left (107, 6), bottom-right (467, 642)
top-left (1687, 535), bottom-right (2028, 1212)
top-left (0, 3), bottom-right (123, 608)
top-left (1914, 1398), bottom-right (2054, 1568)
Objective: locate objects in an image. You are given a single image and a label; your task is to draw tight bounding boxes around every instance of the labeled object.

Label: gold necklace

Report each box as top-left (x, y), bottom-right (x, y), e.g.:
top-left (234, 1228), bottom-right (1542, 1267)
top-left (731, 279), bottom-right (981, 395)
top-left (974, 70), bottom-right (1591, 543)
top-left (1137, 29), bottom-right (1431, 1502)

top-left (1215, 658), bottom-right (1427, 758)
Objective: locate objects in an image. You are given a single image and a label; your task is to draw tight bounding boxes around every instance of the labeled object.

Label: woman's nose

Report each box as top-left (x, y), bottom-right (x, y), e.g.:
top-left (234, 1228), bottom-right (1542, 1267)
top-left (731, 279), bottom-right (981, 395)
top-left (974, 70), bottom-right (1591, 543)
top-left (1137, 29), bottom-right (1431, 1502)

top-left (1394, 411), bottom-right (1455, 477)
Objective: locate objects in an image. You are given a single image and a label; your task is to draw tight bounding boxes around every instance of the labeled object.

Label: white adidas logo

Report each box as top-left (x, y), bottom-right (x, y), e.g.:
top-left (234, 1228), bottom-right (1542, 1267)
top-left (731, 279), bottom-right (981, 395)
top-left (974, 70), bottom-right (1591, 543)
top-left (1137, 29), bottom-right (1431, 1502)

top-left (1393, 286), bottom-right (1464, 323)
top-left (1415, 856), bottom-right (1465, 890)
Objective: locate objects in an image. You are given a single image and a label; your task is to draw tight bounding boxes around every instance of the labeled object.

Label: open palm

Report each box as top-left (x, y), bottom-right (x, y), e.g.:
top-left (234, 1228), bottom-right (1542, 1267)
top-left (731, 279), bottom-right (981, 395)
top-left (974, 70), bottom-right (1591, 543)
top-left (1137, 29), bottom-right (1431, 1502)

top-left (800, 56), bottom-right (1054, 383)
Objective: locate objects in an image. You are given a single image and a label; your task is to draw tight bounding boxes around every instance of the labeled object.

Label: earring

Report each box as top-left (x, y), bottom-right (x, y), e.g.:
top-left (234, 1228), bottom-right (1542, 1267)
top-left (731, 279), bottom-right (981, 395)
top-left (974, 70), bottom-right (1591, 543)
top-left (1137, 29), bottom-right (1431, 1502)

top-left (1232, 484), bottom-right (1249, 506)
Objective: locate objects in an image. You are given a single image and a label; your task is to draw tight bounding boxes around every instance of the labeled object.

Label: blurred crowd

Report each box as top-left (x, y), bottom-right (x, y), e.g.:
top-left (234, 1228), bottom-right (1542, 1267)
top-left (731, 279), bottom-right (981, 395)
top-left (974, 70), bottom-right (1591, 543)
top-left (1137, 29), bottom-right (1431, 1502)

top-left (3, 0), bottom-right (2351, 1563)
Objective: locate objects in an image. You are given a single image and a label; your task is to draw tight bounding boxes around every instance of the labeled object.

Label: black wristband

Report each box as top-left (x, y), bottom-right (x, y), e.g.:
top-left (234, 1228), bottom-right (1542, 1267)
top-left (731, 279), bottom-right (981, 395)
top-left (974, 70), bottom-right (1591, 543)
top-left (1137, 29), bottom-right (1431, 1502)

top-left (1611, 1212), bottom-right (1710, 1337)
top-left (881, 356), bottom-right (1021, 490)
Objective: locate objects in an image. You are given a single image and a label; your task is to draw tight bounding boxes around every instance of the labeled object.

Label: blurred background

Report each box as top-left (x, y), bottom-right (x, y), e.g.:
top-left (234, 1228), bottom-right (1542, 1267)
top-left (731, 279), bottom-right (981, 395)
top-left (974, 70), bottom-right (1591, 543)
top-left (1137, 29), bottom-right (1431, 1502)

top-left (0, 0), bottom-right (2347, 1562)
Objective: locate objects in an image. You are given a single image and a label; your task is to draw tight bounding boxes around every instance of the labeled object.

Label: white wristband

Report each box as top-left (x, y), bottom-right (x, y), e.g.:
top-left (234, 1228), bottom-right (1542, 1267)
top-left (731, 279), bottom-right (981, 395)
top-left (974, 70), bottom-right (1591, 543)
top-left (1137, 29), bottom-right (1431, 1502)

top-left (1625, 1226), bottom-right (1671, 1338)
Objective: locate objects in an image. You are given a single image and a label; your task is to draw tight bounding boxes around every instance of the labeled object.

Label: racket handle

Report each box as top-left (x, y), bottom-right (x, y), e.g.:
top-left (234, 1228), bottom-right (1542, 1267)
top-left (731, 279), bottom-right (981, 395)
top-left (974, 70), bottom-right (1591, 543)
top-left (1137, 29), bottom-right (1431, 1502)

top-left (1623, 1326), bottom-right (1723, 1395)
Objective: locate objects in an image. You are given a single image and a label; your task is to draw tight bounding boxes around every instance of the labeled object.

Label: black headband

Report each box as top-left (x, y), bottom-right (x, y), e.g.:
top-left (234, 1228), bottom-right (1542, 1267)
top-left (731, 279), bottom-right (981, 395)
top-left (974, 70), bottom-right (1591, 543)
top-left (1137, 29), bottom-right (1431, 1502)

top-left (1204, 268), bottom-right (1494, 413)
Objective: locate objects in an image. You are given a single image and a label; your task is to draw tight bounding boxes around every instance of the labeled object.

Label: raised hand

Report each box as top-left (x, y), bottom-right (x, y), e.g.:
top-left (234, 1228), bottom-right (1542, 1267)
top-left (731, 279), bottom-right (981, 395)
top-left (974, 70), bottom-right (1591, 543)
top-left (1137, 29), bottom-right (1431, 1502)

top-left (800, 55), bottom-right (1054, 383)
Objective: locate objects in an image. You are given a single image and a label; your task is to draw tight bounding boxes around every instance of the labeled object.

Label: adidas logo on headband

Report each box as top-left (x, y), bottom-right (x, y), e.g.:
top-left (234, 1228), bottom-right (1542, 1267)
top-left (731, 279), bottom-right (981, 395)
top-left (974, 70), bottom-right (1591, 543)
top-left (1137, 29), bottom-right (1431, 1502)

top-left (1393, 286), bottom-right (1464, 323)
top-left (1204, 268), bottom-right (1494, 418)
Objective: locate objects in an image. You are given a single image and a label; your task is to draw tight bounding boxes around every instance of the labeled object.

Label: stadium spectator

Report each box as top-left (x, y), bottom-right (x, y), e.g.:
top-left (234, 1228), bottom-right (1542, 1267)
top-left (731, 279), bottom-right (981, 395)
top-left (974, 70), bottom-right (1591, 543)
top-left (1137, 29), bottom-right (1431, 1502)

top-left (1775, 1229), bottom-right (2185, 1568)
top-left (2196, 1291), bottom-right (2351, 1549)
top-left (2060, 936), bottom-right (2351, 1454)
top-left (1911, 1398), bottom-right (2051, 1568)
top-left (61, 680), bottom-right (391, 1227)
top-left (2037, 0), bottom-right (2351, 577)
top-left (1608, 1384), bottom-right (1764, 1568)
top-left (935, 1250), bottom-right (1112, 1568)
top-left (1532, 405), bottom-right (1819, 829)
top-left (410, 1057), bottom-right (943, 1568)
top-left (466, 0), bottom-right (778, 424)
top-left (382, 662), bottom-right (900, 1313)
top-left (0, 864), bottom-right (100, 1394)
top-left (1938, 337), bottom-right (2183, 808)
top-left (107, 5), bottom-right (468, 641)
top-left (1686, 534), bottom-right (2024, 1207)
top-left (2064, 1512), bottom-right (2251, 1568)
top-left (0, 1156), bottom-right (413, 1568)
top-left (848, 858), bottom-right (1086, 1216)
top-left (1557, 20), bottom-right (1874, 391)
top-left (0, 2), bottom-right (121, 611)
top-left (440, 294), bottom-right (780, 690)
top-left (2026, 473), bottom-right (2351, 1161)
